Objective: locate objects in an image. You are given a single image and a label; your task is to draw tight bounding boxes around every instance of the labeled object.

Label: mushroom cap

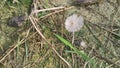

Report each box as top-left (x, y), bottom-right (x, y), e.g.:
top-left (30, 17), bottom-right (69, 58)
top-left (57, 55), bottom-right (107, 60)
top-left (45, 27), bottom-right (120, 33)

top-left (65, 14), bottom-right (84, 32)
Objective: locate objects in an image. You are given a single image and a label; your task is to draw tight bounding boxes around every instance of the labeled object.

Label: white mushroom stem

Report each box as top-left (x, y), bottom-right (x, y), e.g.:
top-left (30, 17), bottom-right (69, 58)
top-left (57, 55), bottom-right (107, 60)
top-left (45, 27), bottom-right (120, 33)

top-left (72, 32), bottom-right (75, 44)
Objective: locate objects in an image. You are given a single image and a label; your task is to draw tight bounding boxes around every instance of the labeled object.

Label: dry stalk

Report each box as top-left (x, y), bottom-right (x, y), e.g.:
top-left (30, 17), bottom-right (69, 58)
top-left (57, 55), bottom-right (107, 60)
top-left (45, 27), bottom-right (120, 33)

top-left (31, 6), bottom-right (65, 14)
top-left (40, 6), bottom-right (74, 19)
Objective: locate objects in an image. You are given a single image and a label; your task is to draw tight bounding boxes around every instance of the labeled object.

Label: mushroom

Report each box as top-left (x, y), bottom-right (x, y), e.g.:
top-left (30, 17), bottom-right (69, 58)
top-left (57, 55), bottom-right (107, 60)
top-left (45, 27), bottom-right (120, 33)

top-left (65, 14), bottom-right (84, 44)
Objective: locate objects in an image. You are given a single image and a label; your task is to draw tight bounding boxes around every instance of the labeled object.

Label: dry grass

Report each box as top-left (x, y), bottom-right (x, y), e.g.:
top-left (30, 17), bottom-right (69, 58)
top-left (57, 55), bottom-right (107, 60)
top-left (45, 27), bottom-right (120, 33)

top-left (0, 0), bottom-right (120, 68)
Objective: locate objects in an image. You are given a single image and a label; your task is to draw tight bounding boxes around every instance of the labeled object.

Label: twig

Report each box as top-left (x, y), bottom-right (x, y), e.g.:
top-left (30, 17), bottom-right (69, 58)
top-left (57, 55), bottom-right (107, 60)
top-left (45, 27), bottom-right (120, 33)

top-left (31, 6), bottom-right (64, 14)
top-left (40, 6), bottom-right (73, 20)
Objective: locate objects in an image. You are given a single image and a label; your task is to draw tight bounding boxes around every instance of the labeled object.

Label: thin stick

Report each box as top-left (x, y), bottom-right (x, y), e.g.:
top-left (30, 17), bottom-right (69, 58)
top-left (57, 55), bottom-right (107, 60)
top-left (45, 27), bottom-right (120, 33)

top-left (31, 6), bottom-right (64, 14)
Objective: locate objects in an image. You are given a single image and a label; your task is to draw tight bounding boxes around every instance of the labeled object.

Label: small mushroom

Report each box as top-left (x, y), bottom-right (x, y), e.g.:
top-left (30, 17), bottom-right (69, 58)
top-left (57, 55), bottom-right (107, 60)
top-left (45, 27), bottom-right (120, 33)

top-left (65, 14), bottom-right (84, 44)
top-left (65, 14), bottom-right (84, 32)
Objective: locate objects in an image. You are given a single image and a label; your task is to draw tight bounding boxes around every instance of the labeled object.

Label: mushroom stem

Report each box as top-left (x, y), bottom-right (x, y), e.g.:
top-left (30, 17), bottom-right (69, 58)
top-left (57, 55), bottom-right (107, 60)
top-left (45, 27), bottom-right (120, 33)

top-left (72, 32), bottom-right (75, 44)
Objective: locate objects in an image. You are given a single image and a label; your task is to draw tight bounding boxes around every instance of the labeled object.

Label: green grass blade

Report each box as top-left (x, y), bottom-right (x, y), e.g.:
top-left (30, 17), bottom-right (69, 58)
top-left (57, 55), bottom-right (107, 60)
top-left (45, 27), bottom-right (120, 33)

top-left (54, 33), bottom-right (89, 60)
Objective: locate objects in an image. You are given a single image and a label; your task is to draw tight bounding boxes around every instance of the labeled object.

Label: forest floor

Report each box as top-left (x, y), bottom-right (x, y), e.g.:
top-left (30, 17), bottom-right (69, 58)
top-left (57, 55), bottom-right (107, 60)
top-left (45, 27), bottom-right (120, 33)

top-left (0, 0), bottom-right (120, 68)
